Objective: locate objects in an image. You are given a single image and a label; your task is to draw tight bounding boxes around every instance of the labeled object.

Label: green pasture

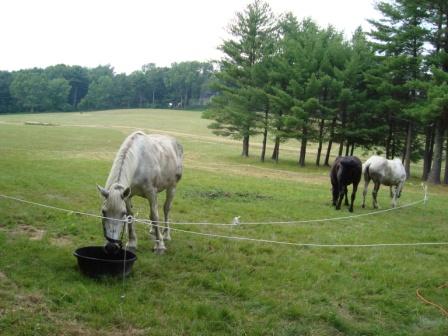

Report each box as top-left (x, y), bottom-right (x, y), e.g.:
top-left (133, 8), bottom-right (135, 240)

top-left (0, 109), bottom-right (447, 335)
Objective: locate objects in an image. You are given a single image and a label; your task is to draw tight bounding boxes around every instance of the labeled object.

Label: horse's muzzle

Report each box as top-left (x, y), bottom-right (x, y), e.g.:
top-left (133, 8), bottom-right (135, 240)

top-left (105, 241), bottom-right (120, 255)
top-left (104, 234), bottom-right (122, 255)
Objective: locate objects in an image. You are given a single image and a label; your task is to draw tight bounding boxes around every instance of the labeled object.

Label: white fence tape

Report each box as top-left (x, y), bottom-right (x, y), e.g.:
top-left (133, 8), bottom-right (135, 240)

top-left (1, 185), bottom-right (444, 249)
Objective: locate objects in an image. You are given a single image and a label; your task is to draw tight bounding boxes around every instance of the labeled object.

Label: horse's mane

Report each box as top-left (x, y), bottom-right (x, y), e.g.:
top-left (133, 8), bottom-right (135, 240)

top-left (105, 131), bottom-right (144, 188)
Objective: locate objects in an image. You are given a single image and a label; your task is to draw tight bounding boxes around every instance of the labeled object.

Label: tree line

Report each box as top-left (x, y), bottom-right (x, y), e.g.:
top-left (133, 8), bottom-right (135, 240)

top-left (204, 0), bottom-right (448, 184)
top-left (0, 62), bottom-right (216, 113)
top-left (1, 0), bottom-right (447, 184)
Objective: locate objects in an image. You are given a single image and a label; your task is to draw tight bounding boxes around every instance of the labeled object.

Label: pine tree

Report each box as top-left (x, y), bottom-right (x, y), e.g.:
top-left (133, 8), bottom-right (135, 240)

top-left (204, 0), bottom-right (277, 157)
top-left (425, 0), bottom-right (448, 184)
top-left (368, 0), bottom-right (429, 178)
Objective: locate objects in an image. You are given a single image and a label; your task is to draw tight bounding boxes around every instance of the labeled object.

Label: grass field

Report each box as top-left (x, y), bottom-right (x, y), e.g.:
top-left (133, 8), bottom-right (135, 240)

top-left (0, 108), bottom-right (447, 335)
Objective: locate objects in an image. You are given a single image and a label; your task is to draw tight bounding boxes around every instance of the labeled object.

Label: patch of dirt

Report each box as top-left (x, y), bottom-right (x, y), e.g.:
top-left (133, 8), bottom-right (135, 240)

top-left (50, 236), bottom-right (73, 247)
top-left (56, 323), bottom-right (149, 336)
top-left (12, 225), bottom-right (45, 240)
top-left (185, 189), bottom-right (273, 201)
top-left (15, 293), bottom-right (46, 309)
top-left (0, 271), bottom-right (17, 291)
top-left (185, 161), bottom-right (328, 184)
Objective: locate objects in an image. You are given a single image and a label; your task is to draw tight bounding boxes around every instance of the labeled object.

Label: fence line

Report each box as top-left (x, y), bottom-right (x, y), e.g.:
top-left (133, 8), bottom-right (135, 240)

top-left (0, 188), bottom-right (427, 227)
top-left (1, 187), bottom-right (445, 249)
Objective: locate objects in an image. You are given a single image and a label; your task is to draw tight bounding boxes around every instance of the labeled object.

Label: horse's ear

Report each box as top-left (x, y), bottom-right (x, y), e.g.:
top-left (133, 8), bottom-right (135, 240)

top-left (122, 187), bottom-right (131, 199)
top-left (97, 184), bottom-right (109, 198)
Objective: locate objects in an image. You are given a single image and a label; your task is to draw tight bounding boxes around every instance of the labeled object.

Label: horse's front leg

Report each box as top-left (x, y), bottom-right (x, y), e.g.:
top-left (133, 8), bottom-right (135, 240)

top-left (125, 199), bottom-right (137, 251)
top-left (147, 190), bottom-right (165, 254)
top-left (163, 187), bottom-right (176, 241)
top-left (126, 221), bottom-right (137, 252)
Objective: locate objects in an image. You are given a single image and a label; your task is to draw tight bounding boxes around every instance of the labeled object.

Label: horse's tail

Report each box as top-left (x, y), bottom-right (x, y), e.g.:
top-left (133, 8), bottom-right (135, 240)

top-left (362, 162), bottom-right (371, 180)
top-left (175, 142), bottom-right (184, 182)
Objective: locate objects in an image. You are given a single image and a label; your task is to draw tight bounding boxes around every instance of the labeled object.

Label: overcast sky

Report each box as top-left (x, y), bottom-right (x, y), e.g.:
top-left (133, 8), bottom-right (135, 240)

top-left (1, 0), bottom-right (380, 74)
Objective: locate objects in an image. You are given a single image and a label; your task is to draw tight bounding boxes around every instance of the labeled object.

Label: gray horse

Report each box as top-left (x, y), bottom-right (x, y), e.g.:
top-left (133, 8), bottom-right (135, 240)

top-left (97, 131), bottom-right (183, 254)
top-left (361, 155), bottom-right (406, 209)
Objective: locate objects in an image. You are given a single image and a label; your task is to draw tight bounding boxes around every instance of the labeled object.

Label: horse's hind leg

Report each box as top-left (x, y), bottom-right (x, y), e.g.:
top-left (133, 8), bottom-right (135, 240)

top-left (336, 183), bottom-right (345, 210)
top-left (349, 183), bottom-right (358, 212)
top-left (392, 181), bottom-right (404, 208)
top-left (344, 186), bottom-right (349, 206)
top-left (163, 187), bottom-right (176, 241)
top-left (147, 190), bottom-right (165, 253)
top-left (372, 182), bottom-right (380, 209)
top-left (362, 178), bottom-right (370, 208)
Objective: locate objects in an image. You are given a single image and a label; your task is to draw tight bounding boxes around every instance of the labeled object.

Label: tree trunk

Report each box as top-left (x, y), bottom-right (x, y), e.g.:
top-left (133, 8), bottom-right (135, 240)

top-left (73, 86), bottom-right (78, 108)
top-left (298, 125), bottom-right (307, 167)
top-left (260, 107), bottom-right (269, 162)
top-left (350, 143), bottom-right (355, 156)
top-left (444, 134), bottom-right (448, 184)
top-left (184, 89), bottom-right (189, 108)
top-left (260, 129), bottom-right (267, 162)
top-left (345, 140), bottom-right (350, 156)
top-left (386, 121), bottom-right (393, 159)
top-left (391, 133), bottom-right (396, 158)
top-left (152, 90), bottom-right (155, 106)
top-left (338, 142), bottom-right (343, 157)
top-left (316, 118), bottom-right (325, 166)
top-left (324, 140), bottom-right (333, 166)
top-left (242, 135), bottom-right (250, 157)
top-left (422, 126), bottom-right (434, 181)
top-left (404, 122), bottom-right (413, 179)
top-left (272, 136), bottom-right (280, 163)
top-left (427, 119), bottom-right (445, 184)
top-left (324, 117), bottom-right (337, 166)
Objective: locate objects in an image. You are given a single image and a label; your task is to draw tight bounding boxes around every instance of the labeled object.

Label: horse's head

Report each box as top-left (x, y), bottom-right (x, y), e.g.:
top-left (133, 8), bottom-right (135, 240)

top-left (97, 183), bottom-right (131, 254)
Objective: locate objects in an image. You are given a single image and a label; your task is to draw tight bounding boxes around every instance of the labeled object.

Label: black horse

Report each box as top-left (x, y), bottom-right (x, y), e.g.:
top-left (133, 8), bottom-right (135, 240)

top-left (330, 156), bottom-right (362, 212)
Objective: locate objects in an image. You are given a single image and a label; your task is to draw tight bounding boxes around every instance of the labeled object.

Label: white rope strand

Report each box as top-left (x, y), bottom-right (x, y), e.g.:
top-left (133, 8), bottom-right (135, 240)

top-left (2, 186), bottom-right (444, 249)
top-left (0, 189), bottom-right (428, 226)
top-left (0, 194), bottom-right (127, 222)
top-left (127, 198), bottom-right (426, 226)
top-left (133, 219), bottom-right (448, 248)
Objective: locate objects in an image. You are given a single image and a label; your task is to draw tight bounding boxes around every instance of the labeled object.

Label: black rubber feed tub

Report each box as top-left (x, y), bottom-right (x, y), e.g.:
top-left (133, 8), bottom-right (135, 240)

top-left (74, 246), bottom-right (137, 278)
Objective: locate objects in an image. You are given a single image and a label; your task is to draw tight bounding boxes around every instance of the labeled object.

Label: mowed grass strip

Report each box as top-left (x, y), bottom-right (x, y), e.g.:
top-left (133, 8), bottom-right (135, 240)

top-left (0, 109), bottom-right (447, 336)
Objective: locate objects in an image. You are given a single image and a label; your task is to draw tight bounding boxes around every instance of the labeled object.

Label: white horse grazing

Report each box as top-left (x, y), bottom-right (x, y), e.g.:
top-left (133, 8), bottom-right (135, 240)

top-left (97, 131), bottom-right (183, 254)
top-left (361, 155), bottom-right (406, 209)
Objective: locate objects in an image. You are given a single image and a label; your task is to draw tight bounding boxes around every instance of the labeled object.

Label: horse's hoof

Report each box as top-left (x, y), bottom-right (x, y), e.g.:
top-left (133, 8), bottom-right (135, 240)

top-left (163, 229), bottom-right (172, 241)
top-left (153, 240), bottom-right (166, 254)
top-left (153, 247), bottom-right (166, 254)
